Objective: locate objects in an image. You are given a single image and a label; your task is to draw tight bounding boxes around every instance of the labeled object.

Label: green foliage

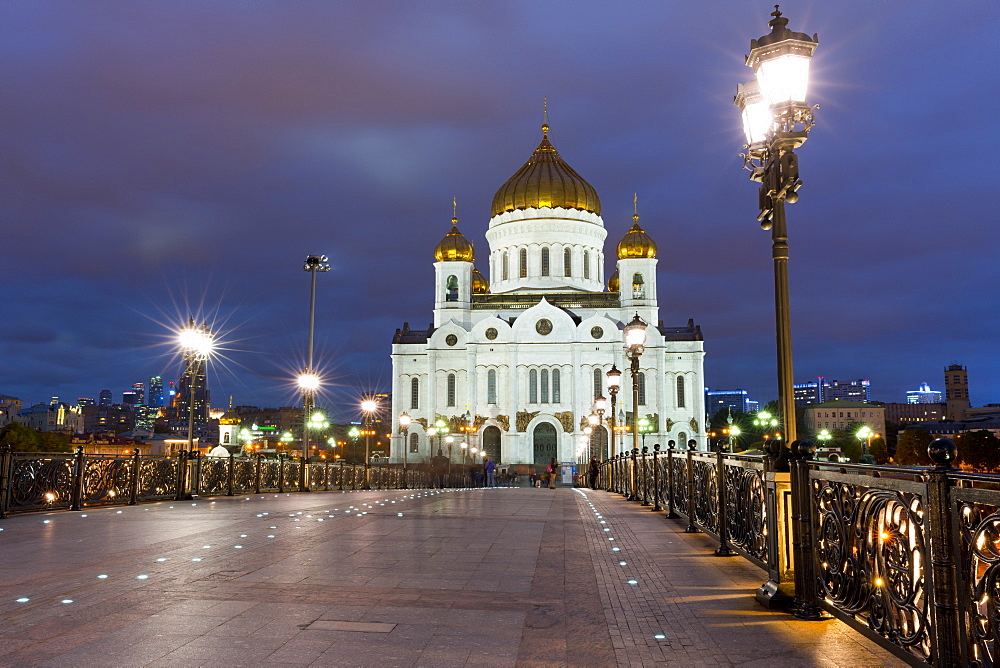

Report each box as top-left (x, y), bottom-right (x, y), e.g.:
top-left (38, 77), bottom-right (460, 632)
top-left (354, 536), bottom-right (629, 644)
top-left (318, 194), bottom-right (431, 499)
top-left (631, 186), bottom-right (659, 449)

top-left (0, 422), bottom-right (41, 451)
top-left (956, 430), bottom-right (1000, 473)
top-left (894, 428), bottom-right (933, 466)
top-left (869, 437), bottom-right (890, 464)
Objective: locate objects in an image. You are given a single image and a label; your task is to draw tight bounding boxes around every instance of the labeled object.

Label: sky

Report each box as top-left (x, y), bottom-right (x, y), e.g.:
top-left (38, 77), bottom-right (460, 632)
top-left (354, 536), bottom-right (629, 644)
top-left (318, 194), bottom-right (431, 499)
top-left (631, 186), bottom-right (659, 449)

top-left (2, 1), bottom-right (998, 421)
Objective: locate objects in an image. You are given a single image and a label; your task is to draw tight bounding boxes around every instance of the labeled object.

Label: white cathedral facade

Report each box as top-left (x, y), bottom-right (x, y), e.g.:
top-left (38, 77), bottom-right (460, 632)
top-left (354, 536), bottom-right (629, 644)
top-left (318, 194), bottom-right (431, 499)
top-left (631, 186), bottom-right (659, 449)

top-left (390, 122), bottom-right (706, 470)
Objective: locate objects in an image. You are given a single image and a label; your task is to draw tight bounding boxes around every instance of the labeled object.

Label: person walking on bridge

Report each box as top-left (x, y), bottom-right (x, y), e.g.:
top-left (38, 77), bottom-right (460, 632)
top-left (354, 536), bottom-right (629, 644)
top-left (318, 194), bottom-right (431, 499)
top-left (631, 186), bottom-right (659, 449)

top-left (484, 456), bottom-right (496, 488)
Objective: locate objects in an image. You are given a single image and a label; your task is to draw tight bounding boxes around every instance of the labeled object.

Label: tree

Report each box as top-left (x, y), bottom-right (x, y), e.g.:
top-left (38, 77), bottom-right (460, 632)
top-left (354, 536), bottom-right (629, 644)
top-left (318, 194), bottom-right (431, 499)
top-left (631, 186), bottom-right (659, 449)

top-left (38, 431), bottom-right (72, 453)
top-left (0, 422), bottom-right (41, 451)
top-left (894, 428), bottom-right (933, 466)
top-left (956, 430), bottom-right (1000, 473)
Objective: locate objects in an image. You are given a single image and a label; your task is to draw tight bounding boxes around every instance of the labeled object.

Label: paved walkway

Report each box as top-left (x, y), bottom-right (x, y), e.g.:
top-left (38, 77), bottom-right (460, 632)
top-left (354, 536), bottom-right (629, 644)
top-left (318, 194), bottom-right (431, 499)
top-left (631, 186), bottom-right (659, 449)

top-left (0, 487), bottom-right (906, 667)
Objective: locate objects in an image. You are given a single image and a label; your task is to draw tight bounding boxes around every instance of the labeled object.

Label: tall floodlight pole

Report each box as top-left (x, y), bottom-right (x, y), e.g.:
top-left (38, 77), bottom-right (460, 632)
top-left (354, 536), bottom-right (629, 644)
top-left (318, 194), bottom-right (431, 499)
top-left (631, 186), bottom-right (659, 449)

top-left (178, 318), bottom-right (214, 454)
top-left (734, 7), bottom-right (818, 445)
top-left (299, 255), bottom-right (330, 491)
top-left (361, 398), bottom-right (378, 489)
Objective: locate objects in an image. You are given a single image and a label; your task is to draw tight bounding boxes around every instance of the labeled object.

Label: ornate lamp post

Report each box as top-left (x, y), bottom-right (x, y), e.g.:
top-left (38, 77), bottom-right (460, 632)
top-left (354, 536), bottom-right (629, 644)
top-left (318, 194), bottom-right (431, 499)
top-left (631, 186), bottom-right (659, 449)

top-left (594, 394), bottom-right (607, 459)
top-left (857, 425), bottom-right (875, 464)
top-left (606, 365), bottom-right (621, 457)
top-left (361, 398), bottom-right (377, 489)
top-left (444, 434), bottom-right (455, 478)
top-left (624, 314), bottom-right (647, 501)
top-left (735, 7), bottom-right (818, 445)
top-left (399, 413), bottom-right (411, 488)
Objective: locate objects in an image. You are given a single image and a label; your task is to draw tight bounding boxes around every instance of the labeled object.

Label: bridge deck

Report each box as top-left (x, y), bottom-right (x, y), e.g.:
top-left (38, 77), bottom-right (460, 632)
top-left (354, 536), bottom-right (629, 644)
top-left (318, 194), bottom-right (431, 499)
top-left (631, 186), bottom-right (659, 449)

top-left (0, 487), bottom-right (905, 667)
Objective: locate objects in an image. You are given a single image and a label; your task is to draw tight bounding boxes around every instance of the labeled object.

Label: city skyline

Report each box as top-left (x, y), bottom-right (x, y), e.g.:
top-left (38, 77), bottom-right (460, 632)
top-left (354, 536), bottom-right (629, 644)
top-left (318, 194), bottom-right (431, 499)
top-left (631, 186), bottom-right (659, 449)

top-left (2, 2), bottom-right (998, 419)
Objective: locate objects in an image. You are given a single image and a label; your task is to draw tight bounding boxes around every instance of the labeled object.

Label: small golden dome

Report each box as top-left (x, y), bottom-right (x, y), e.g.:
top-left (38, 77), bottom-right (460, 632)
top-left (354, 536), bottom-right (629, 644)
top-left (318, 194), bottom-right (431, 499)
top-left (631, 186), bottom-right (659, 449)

top-left (607, 267), bottom-right (620, 292)
top-left (471, 267), bottom-right (489, 294)
top-left (616, 214), bottom-right (657, 259)
top-left (434, 218), bottom-right (474, 262)
top-left (491, 124), bottom-right (601, 217)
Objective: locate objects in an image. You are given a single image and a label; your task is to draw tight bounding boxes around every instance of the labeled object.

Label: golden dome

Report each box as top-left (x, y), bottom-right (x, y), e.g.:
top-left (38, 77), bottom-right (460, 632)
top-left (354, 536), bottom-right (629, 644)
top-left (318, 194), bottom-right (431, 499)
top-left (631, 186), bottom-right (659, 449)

top-left (607, 267), bottom-right (620, 292)
top-left (616, 214), bottom-right (657, 259)
top-left (491, 124), bottom-right (601, 217)
top-left (434, 218), bottom-right (474, 262)
top-left (471, 267), bottom-right (489, 294)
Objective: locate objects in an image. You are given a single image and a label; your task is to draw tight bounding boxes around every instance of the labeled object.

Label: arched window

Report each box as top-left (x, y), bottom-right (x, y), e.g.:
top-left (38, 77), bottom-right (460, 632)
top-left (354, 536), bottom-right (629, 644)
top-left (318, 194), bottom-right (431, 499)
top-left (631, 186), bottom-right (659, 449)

top-left (487, 370), bottom-right (497, 404)
top-left (583, 250), bottom-right (590, 279)
top-left (637, 372), bottom-right (647, 406)
top-left (632, 273), bottom-right (645, 299)
top-left (540, 369), bottom-right (549, 403)
top-left (502, 251), bottom-right (509, 280)
top-left (552, 369), bottom-right (561, 403)
top-left (519, 248), bottom-right (528, 278)
top-left (529, 369), bottom-right (538, 403)
top-left (679, 431), bottom-right (688, 447)
top-left (446, 275), bottom-right (459, 302)
top-left (410, 378), bottom-right (419, 410)
top-left (447, 373), bottom-right (456, 407)
top-left (594, 369), bottom-right (602, 399)
top-left (409, 432), bottom-right (419, 453)
top-left (563, 248), bottom-right (572, 276)
top-left (541, 247), bottom-right (550, 276)
top-left (222, 431), bottom-right (230, 444)
top-left (676, 376), bottom-right (686, 408)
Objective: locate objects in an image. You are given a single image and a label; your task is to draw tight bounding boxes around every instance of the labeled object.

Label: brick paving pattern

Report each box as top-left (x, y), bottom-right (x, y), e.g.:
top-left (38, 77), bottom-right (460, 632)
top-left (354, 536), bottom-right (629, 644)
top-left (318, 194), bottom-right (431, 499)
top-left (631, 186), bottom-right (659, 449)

top-left (0, 487), bottom-right (907, 666)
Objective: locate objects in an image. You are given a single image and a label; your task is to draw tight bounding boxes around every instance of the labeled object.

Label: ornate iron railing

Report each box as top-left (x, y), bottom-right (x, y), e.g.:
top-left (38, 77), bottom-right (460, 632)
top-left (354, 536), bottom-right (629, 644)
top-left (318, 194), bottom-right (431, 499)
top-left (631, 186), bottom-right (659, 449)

top-left (0, 445), bottom-right (431, 518)
top-left (598, 438), bottom-right (995, 667)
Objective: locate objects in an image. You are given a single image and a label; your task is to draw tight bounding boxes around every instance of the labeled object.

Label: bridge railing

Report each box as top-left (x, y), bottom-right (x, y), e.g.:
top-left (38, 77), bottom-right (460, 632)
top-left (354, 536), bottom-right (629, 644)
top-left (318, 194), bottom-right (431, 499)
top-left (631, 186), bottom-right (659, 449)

top-left (0, 445), bottom-right (431, 517)
top-left (599, 438), bottom-right (991, 667)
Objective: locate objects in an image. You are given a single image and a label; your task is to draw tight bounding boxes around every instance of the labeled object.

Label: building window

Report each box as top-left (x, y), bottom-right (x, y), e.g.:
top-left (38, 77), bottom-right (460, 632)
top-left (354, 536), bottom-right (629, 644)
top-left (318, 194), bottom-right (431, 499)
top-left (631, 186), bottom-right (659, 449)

top-left (541, 369), bottom-right (549, 403)
top-left (584, 250), bottom-right (590, 279)
top-left (519, 248), bottom-right (527, 278)
top-left (487, 370), bottom-right (497, 404)
top-left (594, 369), bottom-right (602, 399)
top-left (502, 252), bottom-right (509, 280)
top-left (447, 373), bottom-right (456, 407)
top-left (446, 274), bottom-right (459, 302)
top-left (541, 247), bottom-right (550, 276)
top-left (552, 369), bottom-right (561, 403)
top-left (679, 431), bottom-right (687, 446)
top-left (529, 369), bottom-right (538, 404)
top-left (638, 372), bottom-right (646, 406)
top-left (409, 432), bottom-right (419, 453)
top-left (564, 248), bottom-right (572, 276)
top-left (632, 273), bottom-right (645, 299)
top-left (410, 378), bottom-right (419, 410)
top-left (676, 376), bottom-right (685, 408)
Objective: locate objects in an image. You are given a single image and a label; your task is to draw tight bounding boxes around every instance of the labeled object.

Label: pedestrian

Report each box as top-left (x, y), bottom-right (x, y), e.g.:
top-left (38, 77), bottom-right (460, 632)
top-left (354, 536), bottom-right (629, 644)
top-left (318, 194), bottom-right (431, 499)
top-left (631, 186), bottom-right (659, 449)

top-left (588, 457), bottom-right (600, 489)
top-left (547, 457), bottom-right (558, 488)
top-left (484, 456), bottom-right (496, 488)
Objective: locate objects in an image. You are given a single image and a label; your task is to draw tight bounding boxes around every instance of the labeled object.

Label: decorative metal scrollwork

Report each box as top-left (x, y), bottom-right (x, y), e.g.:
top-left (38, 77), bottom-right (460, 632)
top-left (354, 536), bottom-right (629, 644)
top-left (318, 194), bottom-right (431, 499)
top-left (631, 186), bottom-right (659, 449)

top-left (138, 458), bottom-right (177, 499)
top-left (813, 479), bottom-right (930, 662)
top-left (9, 454), bottom-right (74, 510)
top-left (724, 463), bottom-right (768, 563)
top-left (199, 459), bottom-right (228, 494)
top-left (692, 459), bottom-right (718, 533)
top-left (957, 499), bottom-right (1000, 666)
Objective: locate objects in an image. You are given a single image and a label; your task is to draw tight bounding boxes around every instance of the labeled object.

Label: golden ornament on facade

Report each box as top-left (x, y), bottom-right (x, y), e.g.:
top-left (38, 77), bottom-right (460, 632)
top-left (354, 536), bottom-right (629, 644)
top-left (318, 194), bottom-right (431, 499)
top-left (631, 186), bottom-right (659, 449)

top-left (491, 124), bottom-right (601, 217)
top-left (607, 267), bottom-right (620, 292)
top-left (471, 268), bottom-right (489, 294)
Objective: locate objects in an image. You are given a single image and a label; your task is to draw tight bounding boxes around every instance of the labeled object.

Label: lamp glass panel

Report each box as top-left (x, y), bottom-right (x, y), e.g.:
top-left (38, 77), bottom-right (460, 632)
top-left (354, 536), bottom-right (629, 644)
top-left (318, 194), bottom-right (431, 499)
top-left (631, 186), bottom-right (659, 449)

top-left (739, 81), bottom-right (772, 145)
top-left (756, 54), bottom-right (810, 105)
top-left (625, 326), bottom-right (646, 347)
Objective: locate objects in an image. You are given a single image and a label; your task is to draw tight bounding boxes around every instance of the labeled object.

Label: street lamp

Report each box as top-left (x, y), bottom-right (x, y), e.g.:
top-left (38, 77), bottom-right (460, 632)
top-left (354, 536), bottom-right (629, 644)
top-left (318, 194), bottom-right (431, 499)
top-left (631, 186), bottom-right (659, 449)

top-left (361, 398), bottom-right (378, 488)
top-left (444, 434), bottom-right (455, 478)
top-left (300, 254), bottom-right (330, 489)
top-left (606, 365), bottom-right (621, 458)
top-left (857, 425), bottom-right (875, 464)
top-left (729, 425), bottom-right (741, 452)
top-left (638, 416), bottom-right (653, 450)
top-left (594, 395), bottom-right (607, 459)
top-left (178, 318), bottom-right (214, 454)
top-left (624, 313), bottom-right (647, 501)
top-left (399, 413), bottom-right (411, 488)
top-left (735, 7), bottom-right (818, 446)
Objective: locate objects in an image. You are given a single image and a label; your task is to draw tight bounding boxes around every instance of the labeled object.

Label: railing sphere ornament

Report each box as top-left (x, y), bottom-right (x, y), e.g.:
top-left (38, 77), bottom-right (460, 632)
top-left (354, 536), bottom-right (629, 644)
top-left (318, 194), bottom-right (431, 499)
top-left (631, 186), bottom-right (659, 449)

top-left (928, 438), bottom-right (957, 469)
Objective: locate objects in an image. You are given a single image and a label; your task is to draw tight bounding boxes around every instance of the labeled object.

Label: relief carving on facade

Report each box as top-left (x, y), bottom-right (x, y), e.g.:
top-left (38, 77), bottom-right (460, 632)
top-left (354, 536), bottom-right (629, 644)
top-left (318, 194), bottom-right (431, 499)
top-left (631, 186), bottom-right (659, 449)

top-left (473, 415), bottom-right (487, 432)
top-left (689, 418), bottom-right (699, 433)
top-left (515, 410), bottom-right (539, 432)
top-left (664, 418), bottom-right (675, 433)
top-left (414, 417), bottom-right (428, 430)
top-left (495, 415), bottom-right (509, 431)
top-left (554, 411), bottom-right (574, 433)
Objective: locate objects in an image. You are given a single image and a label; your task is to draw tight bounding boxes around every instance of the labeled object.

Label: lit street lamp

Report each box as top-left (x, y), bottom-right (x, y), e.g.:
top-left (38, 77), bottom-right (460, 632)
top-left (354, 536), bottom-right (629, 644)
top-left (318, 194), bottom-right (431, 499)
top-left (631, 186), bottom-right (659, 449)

top-left (399, 413), bottom-right (411, 488)
top-left (735, 7), bottom-right (818, 445)
top-left (624, 314), bottom-right (647, 501)
top-left (361, 398), bottom-right (377, 489)
top-left (606, 365), bottom-right (621, 458)
top-left (857, 425), bottom-right (875, 464)
top-left (299, 254), bottom-right (330, 491)
top-left (178, 318), bottom-right (214, 455)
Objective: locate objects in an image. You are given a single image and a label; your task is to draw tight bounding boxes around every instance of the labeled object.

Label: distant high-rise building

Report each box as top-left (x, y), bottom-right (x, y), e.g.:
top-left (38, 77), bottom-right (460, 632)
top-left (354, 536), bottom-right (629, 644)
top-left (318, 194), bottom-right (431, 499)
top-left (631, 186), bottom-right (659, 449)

top-left (148, 376), bottom-right (164, 408)
top-left (122, 391), bottom-right (142, 406)
top-left (78, 397), bottom-right (95, 407)
top-left (98, 389), bottom-right (113, 407)
top-left (705, 389), bottom-right (756, 417)
top-left (131, 382), bottom-right (145, 405)
top-left (794, 377), bottom-right (871, 406)
top-left (176, 360), bottom-right (210, 424)
top-left (944, 363), bottom-right (970, 421)
top-left (906, 383), bottom-right (942, 404)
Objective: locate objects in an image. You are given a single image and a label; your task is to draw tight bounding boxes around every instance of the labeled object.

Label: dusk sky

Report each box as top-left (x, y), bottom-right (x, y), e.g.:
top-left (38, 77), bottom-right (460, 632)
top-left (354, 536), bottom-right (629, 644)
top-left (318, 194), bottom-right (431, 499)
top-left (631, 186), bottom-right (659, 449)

top-left (2, 1), bottom-right (998, 421)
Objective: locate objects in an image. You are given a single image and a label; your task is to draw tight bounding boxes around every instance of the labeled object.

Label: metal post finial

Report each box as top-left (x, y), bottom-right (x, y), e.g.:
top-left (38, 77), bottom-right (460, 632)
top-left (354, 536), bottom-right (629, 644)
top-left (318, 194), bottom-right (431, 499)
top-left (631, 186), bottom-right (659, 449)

top-left (633, 193), bottom-right (639, 222)
top-left (542, 97), bottom-right (549, 136)
top-left (452, 196), bottom-right (458, 225)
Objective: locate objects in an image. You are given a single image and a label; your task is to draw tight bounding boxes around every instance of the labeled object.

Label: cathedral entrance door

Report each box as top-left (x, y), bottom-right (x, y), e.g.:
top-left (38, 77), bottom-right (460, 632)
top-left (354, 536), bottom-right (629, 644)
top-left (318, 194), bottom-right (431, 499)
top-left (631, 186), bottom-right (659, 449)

top-left (532, 422), bottom-right (557, 470)
top-left (482, 426), bottom-right (501, 462)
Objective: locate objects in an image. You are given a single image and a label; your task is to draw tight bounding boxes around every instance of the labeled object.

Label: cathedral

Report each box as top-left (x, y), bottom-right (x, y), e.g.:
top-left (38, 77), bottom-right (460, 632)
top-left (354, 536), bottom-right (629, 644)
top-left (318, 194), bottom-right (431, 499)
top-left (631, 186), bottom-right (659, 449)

top-left (390, 121), bottom-right (706, 470)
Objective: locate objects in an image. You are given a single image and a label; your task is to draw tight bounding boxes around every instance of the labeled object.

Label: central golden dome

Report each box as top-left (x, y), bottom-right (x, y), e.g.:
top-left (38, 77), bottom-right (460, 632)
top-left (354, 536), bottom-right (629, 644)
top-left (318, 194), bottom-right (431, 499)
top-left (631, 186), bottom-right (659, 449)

top-left (491, 124), bottom-right (601, 217)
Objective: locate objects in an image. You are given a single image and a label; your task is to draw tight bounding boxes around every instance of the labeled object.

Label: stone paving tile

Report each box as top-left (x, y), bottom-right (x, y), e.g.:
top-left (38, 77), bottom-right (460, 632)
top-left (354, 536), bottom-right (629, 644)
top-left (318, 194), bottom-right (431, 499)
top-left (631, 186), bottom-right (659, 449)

top-left (0, 487), bottom-right (914, 667)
